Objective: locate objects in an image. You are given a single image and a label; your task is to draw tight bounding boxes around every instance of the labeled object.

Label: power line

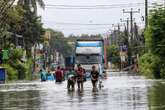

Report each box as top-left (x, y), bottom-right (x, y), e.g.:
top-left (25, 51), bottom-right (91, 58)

top-left (54, 27), bottom-right (110, 30)
top-left (45, 3), bottom-right (145, 7)
top-left (43, 21), bottom-right (144, 26)
top-left (44, 21), bottom-right (114, 25)
top-left (44, 2), bottom-right (151, 9)
top-left (123, 8), bottom-right (140, 43)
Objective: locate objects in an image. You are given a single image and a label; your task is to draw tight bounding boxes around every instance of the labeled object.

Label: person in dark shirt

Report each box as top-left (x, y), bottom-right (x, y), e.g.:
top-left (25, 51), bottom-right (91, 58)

top-left (91, 65), bottom-right (99, 89)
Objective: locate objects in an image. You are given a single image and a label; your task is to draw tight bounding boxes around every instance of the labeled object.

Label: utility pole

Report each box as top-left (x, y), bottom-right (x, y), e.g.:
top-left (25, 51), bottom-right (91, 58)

top-left (123, 8), bottom-right (140, 44)
top-left (123, 8), bottom-right (140, 65)
top-left (133, 22), bottom-right (139, 42)
top-left (120, 18), bottom-right (130, 37)
top-left (145, 0), bottom-right (148, 29)
top-left (112, 24), bottom-right (125, 45)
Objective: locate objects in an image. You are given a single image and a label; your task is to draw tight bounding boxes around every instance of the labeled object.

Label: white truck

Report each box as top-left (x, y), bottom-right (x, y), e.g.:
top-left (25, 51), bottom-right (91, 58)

top-left (75, 39), bottom-right (105, 78)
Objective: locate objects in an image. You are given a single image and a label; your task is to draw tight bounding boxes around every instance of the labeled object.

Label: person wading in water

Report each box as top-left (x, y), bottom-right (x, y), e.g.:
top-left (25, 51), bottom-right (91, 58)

top-left (67, 67), bottom-right (76, 91)
top-left (91, 65), bottom-right (99, 90)
top-left (76, 64), bottom-right (85, 91)
top-left (55, 66), bottom-right (63, 83)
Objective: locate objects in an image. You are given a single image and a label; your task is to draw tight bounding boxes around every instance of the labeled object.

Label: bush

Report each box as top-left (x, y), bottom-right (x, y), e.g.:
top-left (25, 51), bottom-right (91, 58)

top-left (160, 65), bottom-right (165, 79)
top-left (2, 64), bottom-right (18, 81)
top-left (139, 53), bottom-right (161, 78)
top-left (106, 45), bottom-right (120, 63)
top-left (24, 59), bottom-right (33, 80)
top-left (10, 48), bottom-right (23, 60)
top-left (2, 48), bottom-right (33, 81)
top-left (16, 61), bottom-right (26, 80)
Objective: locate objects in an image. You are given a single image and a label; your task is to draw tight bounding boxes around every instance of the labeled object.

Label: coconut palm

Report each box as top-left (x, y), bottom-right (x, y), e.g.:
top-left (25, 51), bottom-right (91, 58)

top-left (17, 0), bottom-right (45, 14)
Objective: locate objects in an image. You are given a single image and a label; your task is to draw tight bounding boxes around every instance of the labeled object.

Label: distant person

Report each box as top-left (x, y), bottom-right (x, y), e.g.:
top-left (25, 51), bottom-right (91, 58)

top-left (67, 67), bottom-right (76, 91)
top-left (83, 67), bottom-right (87, 82)
top-left (76, 64), bottom-right (85, 90)
top-left (55, 66), bottom-right (63, 83)
top-left (40, 69), bottom-right (46, 82)
top-left (46, 71), bottom-right (54, 81)
top-left (61, 67), bottom-right (66, 81)
top-left (91, 65), bottom-right (99, 89)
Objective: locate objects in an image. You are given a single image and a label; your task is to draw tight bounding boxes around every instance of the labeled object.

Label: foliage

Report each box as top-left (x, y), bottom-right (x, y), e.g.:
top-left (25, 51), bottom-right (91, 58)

top-left (139, 53), bottom-right (161, 78)
top-left (17, 0), bottom-right (45, 14)
top-left (2, 64), bottom-right (18, 81)
top-left (24, 59), bottom-right (33, 80)
top-left (160, 64), bottom-right (165, 79)
top-left (0, 0), bottom-right (45, 81)
top-left (141, 7), bottom-right (165, 79)
top-left (145, 7), bottom-right (165, 57)
top-left (10, 48), bottom-right (23, 60)
top-left (47, 29), bottom-right (72, 57)
top-left (19, 10), bottom-right (44, 50)
top-left (106, 45), bottom-right (120, 64)
top-left (1, 48), bottom-right (33, 81)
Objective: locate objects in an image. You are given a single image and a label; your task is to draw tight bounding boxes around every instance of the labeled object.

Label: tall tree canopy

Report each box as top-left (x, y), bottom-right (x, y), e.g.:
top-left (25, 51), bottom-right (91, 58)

top-left (145, 7), bottom-right (165, 58)
top-left (47, 29), bottom-right (72, 57)
top-left (17, 0), bottom-right (45, 14)
top-left (140, 6), bottom-right (165, 79)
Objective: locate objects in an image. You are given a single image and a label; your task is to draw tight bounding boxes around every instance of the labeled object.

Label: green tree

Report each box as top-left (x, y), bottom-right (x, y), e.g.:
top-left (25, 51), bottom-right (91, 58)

top-left (47, 29), bottom-right (72, 57)
top-left (145, 7), bottom-right (165, 57)
top-left (17, 0), bottom-right (45, 14)
top-left (106, 45), bottom-right (120, 67)
top-left (140, 6), bottom-right (165, 78)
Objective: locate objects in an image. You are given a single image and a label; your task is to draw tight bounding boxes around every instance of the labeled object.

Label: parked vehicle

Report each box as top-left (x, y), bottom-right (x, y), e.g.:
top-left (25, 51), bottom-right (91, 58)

top-left (75, 38), bottom-right (106, 78)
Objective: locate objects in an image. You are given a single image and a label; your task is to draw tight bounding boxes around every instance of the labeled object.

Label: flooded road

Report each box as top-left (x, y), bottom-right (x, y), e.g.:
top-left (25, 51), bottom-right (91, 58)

top-left (0, 72), bottom-right (165, 110)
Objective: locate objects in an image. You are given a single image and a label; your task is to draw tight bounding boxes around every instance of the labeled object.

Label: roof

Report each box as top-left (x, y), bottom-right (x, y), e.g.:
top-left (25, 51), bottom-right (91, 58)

top-left (76, 38), bottom-right (103, 41)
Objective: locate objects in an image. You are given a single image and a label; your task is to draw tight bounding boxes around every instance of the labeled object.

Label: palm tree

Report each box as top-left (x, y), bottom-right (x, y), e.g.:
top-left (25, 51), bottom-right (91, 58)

top-left (0, 0), bottom-right (16, 25)
top-left (17, 0), bottom-right (45, 14)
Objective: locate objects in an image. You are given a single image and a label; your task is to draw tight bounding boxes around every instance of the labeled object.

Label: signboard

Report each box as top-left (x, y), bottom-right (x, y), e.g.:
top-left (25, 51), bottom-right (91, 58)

top-left (0, 68), bottom-right (6, 84)
top-left (76, 47), bottom-right (102, 54)
top-left (120, 45), bottom-right (128, 52)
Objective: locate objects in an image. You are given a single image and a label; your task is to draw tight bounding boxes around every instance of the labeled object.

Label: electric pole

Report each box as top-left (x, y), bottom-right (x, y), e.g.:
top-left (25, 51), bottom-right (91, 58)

top-left (123, 8), bottom-right (140, 65)
top-left (123, 8), bottom-right (140, 44)
top-left (120, 18), bottom-right (130, 37)
top-left (112, 23), bottom-right (125, 45)
top-left (145, 0), bottom-right (148, 29)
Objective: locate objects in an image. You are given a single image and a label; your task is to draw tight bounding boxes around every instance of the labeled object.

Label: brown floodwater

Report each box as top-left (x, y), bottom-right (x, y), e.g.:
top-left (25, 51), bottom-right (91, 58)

top-left (0, 72), bottom-right (165, 110)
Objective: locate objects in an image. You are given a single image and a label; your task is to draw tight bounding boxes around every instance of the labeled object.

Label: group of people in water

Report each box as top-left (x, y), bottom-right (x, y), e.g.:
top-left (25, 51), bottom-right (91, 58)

top-left (40, 64), bottom-right (102, 91)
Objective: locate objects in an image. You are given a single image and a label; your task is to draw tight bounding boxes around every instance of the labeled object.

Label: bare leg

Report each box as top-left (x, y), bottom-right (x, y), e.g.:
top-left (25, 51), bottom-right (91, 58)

top-left (81, 82), bottom-right (83, 90)
top-left (77, 82), bottom-right (80, 90)
top-left (72, 84), bottom-right (75, 91)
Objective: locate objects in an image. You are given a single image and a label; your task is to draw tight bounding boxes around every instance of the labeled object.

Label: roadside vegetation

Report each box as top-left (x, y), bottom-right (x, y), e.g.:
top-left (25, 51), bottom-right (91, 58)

top-left (0, 1), bottom-right (70, 81)
top-left (106, 45), bottom-right (120, 69)
top-left (139, 6), bottom-right (165, 79)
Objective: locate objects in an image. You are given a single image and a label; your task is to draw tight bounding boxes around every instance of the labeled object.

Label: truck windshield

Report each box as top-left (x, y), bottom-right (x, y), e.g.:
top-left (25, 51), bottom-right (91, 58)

top-left (75, 55), bottom-right (101, 64)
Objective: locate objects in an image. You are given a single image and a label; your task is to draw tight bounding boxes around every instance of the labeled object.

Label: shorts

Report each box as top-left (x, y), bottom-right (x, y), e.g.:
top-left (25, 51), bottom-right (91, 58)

top-left (77, 77), bottom-right (83, 83)
top-left (91, 80), bottom-right (98, 85)
top-left (68, 79), bottom-right (75, 86)
top-left (56, 79), bottom-right (62, 82)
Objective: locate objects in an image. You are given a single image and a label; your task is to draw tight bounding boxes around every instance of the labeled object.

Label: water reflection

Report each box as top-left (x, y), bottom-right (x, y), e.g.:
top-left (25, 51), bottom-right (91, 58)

top-left (148, 81), bottom-right (165, 110)
top-left (0, 90), bottom-right (40, 109)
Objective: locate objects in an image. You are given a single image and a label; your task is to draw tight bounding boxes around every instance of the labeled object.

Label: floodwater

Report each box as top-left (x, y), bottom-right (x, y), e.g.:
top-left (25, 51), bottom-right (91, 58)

top-left (0, 72), bottom-right (165, 110)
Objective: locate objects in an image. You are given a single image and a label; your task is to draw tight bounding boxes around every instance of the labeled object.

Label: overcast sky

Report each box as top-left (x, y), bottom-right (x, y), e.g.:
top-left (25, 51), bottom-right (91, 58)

top-left (38, 0), bottom-right (162, 37)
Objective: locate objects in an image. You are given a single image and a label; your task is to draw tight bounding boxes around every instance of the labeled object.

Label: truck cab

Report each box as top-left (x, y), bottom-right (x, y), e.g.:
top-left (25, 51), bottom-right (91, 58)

top-left (75, 39), bottom-right (105, 78)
